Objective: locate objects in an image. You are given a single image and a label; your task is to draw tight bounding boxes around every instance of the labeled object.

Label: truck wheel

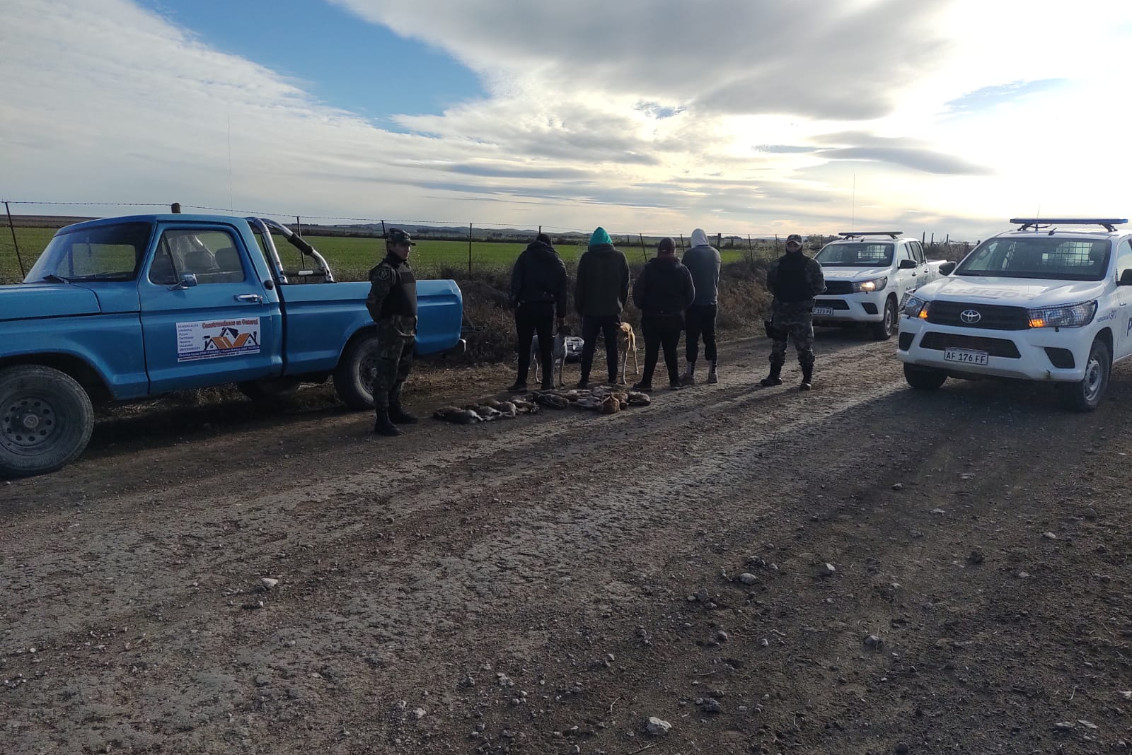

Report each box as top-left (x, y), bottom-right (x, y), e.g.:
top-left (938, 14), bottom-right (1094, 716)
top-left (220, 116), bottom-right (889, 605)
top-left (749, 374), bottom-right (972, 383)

top-left (1059, 339), bottom-right (1110, 412)
top-left (333, 332), bottom-right (379, 410)
top-left (870, 297), bottom-right (898, 340)
top-left (903, 364), bottom-right (947, 390)
top-left (237, 377), bottom-right (301, 402)
top-left (0, 365), bottom-right (94, 478)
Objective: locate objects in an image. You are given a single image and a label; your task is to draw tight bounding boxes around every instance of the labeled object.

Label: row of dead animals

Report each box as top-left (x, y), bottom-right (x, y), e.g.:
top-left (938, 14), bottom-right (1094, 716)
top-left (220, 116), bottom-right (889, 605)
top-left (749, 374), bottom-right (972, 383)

top-left (433, 387), bottom-right (652, 424)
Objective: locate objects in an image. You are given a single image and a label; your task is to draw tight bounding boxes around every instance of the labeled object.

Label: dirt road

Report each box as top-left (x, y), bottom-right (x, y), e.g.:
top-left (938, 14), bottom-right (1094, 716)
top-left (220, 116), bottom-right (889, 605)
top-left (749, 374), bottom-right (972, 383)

top-left (3, 332), bottom-right (1130, 754)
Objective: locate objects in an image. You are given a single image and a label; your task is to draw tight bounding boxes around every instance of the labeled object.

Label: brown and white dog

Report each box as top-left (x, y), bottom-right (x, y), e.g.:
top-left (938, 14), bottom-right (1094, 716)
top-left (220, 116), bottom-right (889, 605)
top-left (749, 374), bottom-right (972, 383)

top-left (618, 322), bottom-right (639, 382)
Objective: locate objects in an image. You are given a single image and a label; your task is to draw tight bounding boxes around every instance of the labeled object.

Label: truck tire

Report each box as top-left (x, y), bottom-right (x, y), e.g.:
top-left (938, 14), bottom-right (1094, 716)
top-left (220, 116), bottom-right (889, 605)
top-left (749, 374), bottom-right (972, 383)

top-left (237, 377), bottom-right (301, 402)
top-left (870, 297), bottom-right (898, 340)
top-left (903, 364), bottom-right (947, 391)
top-left (0, 365), bottom-right (94, 478)
top-left (333, 332), bottom-right (380, 410)
top-left (1059, 339), bottom-right (1110, 412)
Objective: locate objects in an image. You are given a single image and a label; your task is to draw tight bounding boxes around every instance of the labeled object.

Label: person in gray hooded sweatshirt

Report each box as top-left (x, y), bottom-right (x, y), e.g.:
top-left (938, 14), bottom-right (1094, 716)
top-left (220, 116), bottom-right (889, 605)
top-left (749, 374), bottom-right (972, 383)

top-left (574, 227), bottom-right (630, 387)
top-left (681, 228), bottom-right (722, 385)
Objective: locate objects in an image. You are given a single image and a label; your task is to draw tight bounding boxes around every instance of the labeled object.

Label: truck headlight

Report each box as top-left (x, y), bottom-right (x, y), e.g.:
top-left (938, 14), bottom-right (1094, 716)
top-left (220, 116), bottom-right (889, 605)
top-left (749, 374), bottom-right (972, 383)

top-left (853, 276), bottom-right (888, 293)
top-left (902, 295), bottom-right (929, 319)
top-left (1027, 300), bottom-right (1097, 328)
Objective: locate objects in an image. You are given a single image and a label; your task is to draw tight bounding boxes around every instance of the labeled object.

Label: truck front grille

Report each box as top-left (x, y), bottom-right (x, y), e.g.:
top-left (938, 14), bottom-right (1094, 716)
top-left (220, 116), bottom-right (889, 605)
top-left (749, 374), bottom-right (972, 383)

top-left (823, 281), bottom-right (854, 295)
top-left (926, 301), bottom-right (1030, 330)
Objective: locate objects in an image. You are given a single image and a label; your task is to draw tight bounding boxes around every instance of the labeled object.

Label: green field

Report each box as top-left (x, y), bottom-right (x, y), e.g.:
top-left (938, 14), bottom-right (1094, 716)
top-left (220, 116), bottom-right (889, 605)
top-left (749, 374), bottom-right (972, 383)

top-left (0, 225), bottom-right (765, 284)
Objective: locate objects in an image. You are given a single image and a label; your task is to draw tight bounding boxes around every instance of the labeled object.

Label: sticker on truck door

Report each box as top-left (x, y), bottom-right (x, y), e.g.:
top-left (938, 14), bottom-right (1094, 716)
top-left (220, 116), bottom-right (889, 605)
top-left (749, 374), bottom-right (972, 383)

top-left (176, 318), bottom-right (261, 362)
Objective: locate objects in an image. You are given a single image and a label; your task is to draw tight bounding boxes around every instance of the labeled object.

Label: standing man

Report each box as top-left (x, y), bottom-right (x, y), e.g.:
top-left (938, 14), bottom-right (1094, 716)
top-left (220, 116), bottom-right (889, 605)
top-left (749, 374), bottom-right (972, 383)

top-left (574, 227), bottom-right (630, 387)
top-left (631, 237), bottom-right (696, 392)
top-left (681, 228), bottom-right (722, 386)
top-left (762, 233), bottom-right (825, 391)
top-left (366, 228), bottom-right (419, 436)
top-left (508, 232), bottom-right (568, 391)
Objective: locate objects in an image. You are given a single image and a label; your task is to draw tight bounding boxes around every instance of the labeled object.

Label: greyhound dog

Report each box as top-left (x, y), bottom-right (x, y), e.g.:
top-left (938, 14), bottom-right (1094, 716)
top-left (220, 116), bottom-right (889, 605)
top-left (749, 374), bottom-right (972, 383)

top-left (618, 322), bottom-right (639, 383)
top-left (532, 326), bottom-right (570, 388)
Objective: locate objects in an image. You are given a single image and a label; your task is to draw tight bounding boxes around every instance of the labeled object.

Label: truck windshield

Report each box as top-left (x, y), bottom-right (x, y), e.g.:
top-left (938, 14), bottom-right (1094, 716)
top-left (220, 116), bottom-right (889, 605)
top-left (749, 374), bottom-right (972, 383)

top-left (25, 222), bottom-right (153, 283)
top-left (814, 242), bottom-right (893, 267)
top-left (955, 237), bottom-right (1110, 281)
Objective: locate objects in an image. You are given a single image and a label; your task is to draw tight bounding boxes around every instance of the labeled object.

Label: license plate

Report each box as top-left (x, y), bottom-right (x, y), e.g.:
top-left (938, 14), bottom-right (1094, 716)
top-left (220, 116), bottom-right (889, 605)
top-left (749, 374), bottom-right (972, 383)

top-left (813, 307), bottom-right (835, 316)
top-left (944, 347), bottom-right (989, 366)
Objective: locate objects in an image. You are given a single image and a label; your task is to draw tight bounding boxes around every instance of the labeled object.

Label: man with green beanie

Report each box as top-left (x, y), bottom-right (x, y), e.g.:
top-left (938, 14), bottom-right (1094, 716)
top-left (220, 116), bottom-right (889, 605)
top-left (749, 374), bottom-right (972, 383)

top-left (574, 227), bottom-right (630, 387)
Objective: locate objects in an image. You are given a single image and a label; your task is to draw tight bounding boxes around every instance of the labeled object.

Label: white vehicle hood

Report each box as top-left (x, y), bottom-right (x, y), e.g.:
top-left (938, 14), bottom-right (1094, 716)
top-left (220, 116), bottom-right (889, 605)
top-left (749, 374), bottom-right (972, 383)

top-left (821, 267), bottom-right (890, 281)
top-left (915, 275), bottom-right (1107, 307)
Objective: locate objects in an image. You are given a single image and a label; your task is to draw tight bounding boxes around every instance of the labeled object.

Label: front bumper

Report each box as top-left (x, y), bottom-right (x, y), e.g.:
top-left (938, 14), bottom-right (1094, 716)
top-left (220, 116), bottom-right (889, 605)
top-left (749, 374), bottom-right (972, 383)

top-left (897, 317), bottom-right (1090, 382)
top-left (812, 291), bottom-right (888, 324)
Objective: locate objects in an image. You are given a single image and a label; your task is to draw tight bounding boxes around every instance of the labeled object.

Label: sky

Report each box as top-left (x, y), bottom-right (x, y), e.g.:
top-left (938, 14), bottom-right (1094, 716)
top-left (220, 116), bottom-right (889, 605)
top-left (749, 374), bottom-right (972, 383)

top-left (3, 0), bottom-right (1132, 242)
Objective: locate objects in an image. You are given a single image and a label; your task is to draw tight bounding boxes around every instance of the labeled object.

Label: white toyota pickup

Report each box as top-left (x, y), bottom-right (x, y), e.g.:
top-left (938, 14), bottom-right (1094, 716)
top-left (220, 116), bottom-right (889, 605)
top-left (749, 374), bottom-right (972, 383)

top-left (811, 231), bottom-right (955, 340)
top-left (897, 218), bottom-right (1132, 411)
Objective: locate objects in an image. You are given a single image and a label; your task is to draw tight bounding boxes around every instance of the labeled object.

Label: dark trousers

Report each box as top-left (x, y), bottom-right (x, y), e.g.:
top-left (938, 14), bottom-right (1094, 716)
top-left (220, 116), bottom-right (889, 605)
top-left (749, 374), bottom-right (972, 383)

top-left (515, 302), bottom-right (555, 385)
top-left (641, 313), bottom-right (682, 386)
top-left (685, 303), bottom-right (718, 364)
top-left (580, 314), bottom-right (621, 383)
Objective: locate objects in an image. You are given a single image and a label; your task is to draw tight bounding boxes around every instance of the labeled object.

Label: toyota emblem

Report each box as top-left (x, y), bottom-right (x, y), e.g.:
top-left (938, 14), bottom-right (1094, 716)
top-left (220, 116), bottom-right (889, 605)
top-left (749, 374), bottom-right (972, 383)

top-left (960, 309), bottom-right (982, 324)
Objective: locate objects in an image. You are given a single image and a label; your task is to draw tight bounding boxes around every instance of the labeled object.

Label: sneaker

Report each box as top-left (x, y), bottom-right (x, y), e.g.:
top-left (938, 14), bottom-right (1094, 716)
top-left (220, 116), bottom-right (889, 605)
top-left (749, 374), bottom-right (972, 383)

top-left (508, 381), bottom-right (528, 393)
top-left (707, 366), bottom-right (718, 384)
top-left (680, 372), bottom-right (695, 386)
top-left (631, 381), bottom-right (653, 392)
top-left (800, 380), bottom-right (813, 391)
top-left (760, 376), bottom-right (783, 387)
top-left (668, 382), bottom-right (683, 391)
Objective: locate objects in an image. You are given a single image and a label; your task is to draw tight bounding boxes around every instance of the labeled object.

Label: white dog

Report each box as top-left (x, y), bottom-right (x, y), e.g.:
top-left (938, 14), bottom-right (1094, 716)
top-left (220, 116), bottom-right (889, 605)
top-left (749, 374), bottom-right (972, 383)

top-left (532, 327), bottom-right (569, 388)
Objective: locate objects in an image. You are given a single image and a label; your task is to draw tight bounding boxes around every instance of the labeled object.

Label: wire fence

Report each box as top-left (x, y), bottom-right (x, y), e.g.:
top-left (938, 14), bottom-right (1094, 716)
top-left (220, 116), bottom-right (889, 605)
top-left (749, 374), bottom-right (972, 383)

top-left (1, 199), bottom-right (975, 284)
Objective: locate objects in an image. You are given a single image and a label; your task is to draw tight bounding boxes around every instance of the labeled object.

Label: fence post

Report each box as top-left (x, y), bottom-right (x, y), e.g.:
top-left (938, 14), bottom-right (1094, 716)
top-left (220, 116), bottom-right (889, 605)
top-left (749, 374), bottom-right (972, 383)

top-left (468, 223), bottom-right (473, 276)
top-left (4, 201), bottom-right (26, 278)
top-left (171, 202), bottom-right (181, 213)
top-left (639, 234), bottom-right (648, 262)
top-left (295, 216), bottom-right (303, 236)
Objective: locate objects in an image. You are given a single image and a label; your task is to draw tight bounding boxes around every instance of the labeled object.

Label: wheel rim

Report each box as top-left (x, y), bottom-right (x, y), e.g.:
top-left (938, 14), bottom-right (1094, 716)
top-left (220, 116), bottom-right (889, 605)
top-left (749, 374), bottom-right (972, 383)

top-left (1, 394), bottom-right (59, 451)
top-left (359, 354), bottom-right (378, 396)
top-left (884, 301), bottom-right (896, 335)
top-left (1082, 352), bottom-right (1105, 403)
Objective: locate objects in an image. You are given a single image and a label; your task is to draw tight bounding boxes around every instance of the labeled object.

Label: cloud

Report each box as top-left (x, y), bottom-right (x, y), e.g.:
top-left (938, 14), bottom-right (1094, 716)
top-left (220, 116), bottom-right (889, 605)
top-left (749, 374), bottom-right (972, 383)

top-left (944, 79), bottom-right (1066, 114)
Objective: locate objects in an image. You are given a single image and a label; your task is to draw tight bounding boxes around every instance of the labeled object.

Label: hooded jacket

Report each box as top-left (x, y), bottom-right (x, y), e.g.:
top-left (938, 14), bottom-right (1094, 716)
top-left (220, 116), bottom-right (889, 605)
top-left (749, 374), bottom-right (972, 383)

top-left (509, 239), bottom-right (568, 311)
top-left (574, 227), bottom-right (630, 317)
top-left (632, 255), bottom-right (696, 317)
top-left (681, 228), bottom-right (721, 306)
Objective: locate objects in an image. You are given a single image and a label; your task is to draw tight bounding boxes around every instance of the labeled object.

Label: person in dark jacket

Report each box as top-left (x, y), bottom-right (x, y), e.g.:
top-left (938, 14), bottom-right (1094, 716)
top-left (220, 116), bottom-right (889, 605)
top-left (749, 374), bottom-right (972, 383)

top-left (763, 233), bottom-right (825, 390)
top-left (365, 228), bottom-right (419, 436)
top-left (631, 237), bottom-right (696, 392)
top-left (574, 227), bottom-right (630, 387)
top-left (508, 233), bottom-right (568, 391)
top-left (681, 228), bottom-right (722, 385)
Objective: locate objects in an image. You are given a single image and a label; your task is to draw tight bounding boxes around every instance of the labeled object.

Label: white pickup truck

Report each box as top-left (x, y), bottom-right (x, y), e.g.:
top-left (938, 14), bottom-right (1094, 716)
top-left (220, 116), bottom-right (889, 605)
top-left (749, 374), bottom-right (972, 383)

top-left (898, 218), bottom-right (1132, 411)
top-left (811, 231), bottom-right (955, 339)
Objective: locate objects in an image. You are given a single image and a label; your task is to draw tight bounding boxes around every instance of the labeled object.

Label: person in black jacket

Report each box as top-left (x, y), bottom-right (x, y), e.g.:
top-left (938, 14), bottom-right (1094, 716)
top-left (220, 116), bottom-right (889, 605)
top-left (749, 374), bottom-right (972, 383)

top-left (631, 237), bottom-right (696, 392)
top-left (763, 233), bottom-right (826, 390)
top-left (574, 227), bottom-right (630, 387)
top-left (508, 233), bottom-right (568, 391)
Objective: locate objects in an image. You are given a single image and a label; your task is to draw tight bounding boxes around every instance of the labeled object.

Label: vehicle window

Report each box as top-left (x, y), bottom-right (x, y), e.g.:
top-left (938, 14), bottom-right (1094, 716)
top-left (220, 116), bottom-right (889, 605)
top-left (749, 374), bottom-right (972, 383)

top-left (897, 244), bottom-right (914, 263)
top-left (955, 237), bottom-right (1110, 281)
top-left (911, 242), bottom-right (925, 264)
top-left (814, 242), bottom-right (893, 266)
top-left (24, 222), bottom-right (152, 283)
top-left (152, 229), bottom-right (245, 285)
top-left (1116, 240), bottom-right (1132, 280)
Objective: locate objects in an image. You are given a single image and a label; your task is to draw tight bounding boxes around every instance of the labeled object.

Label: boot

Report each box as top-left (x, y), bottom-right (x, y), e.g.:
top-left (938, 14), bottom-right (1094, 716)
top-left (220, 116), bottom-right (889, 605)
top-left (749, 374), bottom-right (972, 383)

top-left (388, 401), bottom-right (419, 424)
top-left (374, 407), bottom-right (401, 436)
top-left (508, 380), bottom-right (528, 393)
top-left (680, 362), bottom-right (696, 386)
top-left (631, 381), bottom-right (653, 392)
top-left (707, 362), bottom-right (718, 384)
top-left (800, 364), bottom-right (814, 391)
top-left (760, 364), bottom-right (783, 387)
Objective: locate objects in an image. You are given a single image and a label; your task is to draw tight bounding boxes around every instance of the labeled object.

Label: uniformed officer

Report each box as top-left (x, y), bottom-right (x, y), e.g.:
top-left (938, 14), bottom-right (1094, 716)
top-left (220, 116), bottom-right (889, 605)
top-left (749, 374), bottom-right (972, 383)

top-left (366, 228), bottom-right (419, 436)
top-left (762, 233), bottom-right (825, 390)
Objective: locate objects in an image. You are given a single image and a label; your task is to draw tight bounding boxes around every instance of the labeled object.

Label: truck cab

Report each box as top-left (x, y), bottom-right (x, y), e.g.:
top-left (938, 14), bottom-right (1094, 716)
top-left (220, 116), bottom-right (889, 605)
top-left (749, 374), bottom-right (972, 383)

top-left (811, 231), bottom-right (954, 340)
top-left (898, 218), bottom-right (1132, 411)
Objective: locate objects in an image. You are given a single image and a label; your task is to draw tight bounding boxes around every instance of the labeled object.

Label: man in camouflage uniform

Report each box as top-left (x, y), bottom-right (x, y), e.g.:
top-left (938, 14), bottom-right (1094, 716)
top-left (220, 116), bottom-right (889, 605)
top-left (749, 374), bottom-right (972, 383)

top-left (366, 228), bottom-right (419, 436)
top-left (762, 233), bottom-right (825, 391)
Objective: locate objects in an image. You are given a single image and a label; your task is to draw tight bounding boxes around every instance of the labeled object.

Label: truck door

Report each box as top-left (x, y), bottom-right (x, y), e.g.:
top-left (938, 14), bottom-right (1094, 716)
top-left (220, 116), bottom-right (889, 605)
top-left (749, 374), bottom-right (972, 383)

top-left (138, 225), bottom-right (284, 393)
top-left (1112, 240), bottom-right (1132, 359)
top-left (895, 242), bottom-right (919, 295)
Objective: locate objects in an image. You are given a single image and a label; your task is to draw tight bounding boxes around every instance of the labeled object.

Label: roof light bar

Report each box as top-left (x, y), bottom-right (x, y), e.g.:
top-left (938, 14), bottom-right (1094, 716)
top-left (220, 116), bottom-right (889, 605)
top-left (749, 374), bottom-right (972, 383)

top-left (838, 231), bottom-right (903, 239)
top-left (1010, 218), bottom-right (1128, 232)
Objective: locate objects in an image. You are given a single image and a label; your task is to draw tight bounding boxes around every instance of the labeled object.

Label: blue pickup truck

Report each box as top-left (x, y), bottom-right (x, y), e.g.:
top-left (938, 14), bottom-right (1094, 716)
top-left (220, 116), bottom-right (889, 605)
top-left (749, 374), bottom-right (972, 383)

top-left (0, 213), bottom-right (463, 477)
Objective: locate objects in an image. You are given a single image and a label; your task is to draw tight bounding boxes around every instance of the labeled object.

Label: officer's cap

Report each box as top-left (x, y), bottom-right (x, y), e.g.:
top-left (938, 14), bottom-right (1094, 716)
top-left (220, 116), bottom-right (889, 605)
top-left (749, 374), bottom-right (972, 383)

top-left (387, 228), bottom-right (416, 246)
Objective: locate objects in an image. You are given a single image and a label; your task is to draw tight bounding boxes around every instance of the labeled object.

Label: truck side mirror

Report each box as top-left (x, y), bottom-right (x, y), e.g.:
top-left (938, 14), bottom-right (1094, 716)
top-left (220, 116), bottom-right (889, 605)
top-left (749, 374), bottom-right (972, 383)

top-left (173, 272), bottom-right (199, 290)
top-left (898, 259), bottom-right (917, 269)
top-left (939, 262), bottom-right (956, 276)
top-left (1119, 269), bottom-right (1132, 286)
